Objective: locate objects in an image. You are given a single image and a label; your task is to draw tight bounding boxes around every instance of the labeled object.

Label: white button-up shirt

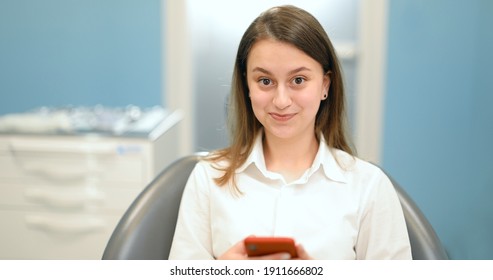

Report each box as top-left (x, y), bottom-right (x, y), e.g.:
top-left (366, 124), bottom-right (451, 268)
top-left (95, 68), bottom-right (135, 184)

top-left (169, 134), bottom-right (411, 259)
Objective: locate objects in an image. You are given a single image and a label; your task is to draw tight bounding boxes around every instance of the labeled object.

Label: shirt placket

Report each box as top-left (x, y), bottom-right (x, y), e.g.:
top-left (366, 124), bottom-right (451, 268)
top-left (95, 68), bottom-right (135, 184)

top-left (272, 182), bottom-right (296, 236)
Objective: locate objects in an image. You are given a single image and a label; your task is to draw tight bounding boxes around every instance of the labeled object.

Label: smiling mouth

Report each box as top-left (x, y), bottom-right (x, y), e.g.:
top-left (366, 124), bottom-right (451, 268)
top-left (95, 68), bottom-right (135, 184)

top-left (269, 113), bottom-right (296, 121)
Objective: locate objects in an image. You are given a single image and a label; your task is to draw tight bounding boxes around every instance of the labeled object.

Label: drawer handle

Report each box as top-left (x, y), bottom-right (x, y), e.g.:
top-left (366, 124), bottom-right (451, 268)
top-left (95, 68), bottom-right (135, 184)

top-left (24, 188), bottom-right (105, 209)
top-left (25, 215), bottom-right (106, 234)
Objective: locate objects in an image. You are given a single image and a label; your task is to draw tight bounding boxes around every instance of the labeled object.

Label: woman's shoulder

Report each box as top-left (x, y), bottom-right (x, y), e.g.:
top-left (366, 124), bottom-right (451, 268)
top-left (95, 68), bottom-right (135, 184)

top-left (330, 148), bottom-right (397, 207)
top-left (330, 148), bottom-right (388, 182)
top-left (192, 152), bottom-right (229, 176)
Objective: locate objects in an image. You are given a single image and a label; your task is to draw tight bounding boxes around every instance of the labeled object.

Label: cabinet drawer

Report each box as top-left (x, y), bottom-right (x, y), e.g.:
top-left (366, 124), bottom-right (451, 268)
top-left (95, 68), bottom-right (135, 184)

top-left (0, 181), bottom-right (142, 211)
top-left (0, 210), bottom-right (122, 259)
top-left (0, 154), bottom-right (144, 185)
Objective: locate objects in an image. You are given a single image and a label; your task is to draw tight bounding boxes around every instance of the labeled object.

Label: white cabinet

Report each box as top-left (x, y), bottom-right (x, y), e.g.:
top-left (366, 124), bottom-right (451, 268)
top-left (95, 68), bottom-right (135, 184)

top-left (0, 111), bottom-right (182, 259)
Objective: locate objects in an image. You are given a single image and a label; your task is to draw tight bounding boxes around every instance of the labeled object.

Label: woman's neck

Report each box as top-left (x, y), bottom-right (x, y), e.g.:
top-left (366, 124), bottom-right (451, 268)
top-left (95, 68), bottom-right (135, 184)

top-left (263, 132), bottom-right (319, 182)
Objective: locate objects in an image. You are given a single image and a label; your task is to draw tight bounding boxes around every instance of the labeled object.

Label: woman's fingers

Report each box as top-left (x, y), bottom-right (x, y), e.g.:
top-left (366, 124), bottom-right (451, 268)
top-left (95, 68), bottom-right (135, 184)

top-left (294, 244), bottom-right (313, 260)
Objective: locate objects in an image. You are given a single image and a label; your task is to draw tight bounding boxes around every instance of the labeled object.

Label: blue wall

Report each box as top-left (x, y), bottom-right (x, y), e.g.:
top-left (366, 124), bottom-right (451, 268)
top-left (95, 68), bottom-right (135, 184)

top-left (384, 0), bottom-right (493, 259)
top-left (0, 0), bottom-right (162, 114)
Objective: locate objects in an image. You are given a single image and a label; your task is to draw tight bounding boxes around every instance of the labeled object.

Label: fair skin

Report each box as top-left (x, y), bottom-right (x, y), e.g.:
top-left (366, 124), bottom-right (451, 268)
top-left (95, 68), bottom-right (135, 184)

top-left (218, 38), bottom-right (330, 260)
top-left (249, 38), bottom-right (330, 182)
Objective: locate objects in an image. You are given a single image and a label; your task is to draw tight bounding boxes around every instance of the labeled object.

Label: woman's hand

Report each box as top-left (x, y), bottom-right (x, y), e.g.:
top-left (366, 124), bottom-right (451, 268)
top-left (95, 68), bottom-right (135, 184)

top-left (217, 239), bottom-right (293, 260)
top-left (293, 244), bottom-right (314, 260)
top-left (217, 238), bottom-right (314, 260)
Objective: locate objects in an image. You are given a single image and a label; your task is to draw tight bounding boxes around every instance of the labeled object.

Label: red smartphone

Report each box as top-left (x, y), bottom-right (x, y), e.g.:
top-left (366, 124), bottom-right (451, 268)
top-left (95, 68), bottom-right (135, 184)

top-left (244, 236), bottom-right (298, 258)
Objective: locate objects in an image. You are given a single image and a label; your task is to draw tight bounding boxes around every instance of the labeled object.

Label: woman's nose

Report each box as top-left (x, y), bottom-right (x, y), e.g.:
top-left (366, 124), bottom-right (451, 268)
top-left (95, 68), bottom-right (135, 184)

top-left (272, 86), bottom-right (292, 109)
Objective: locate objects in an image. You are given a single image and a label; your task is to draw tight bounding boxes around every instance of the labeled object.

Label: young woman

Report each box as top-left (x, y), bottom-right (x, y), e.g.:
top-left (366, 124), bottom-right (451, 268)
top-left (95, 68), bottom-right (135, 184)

top-left (169, 5), bottom-right (411, 260)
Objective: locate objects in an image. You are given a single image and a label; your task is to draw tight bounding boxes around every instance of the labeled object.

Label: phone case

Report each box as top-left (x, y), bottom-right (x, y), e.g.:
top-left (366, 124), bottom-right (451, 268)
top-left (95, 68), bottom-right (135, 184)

top-left (244, 236), bottom-right (297, 258)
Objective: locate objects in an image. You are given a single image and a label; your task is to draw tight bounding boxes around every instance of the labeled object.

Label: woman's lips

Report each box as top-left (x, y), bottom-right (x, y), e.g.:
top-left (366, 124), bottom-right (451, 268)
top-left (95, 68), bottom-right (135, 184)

top-left (269, 113), bottom-right (296, 121)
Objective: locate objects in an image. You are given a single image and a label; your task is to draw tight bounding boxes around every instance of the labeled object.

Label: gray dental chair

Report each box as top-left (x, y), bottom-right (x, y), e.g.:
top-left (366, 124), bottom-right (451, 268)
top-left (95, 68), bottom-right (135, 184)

top-left (102, 154), bottom-right (448, 260)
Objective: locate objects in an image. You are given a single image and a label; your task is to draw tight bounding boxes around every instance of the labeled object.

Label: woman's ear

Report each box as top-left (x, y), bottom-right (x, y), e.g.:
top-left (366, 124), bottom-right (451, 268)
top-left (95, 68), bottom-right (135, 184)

top-left (322, 71), bottom-right (331, 100)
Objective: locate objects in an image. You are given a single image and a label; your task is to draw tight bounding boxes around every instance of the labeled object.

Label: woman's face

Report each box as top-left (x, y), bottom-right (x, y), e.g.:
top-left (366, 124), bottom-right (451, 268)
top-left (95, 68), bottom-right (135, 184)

top-left (246, 38), bottom-right (330, 141)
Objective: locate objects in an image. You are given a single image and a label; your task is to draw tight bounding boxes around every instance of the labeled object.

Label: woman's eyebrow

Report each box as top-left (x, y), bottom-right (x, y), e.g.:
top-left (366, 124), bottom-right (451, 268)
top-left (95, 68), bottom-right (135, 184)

top-left (251, 67), bottom-right (271, 75)
top-left (251, 66), bottom-right (312, 75)
top-left (288, 66), bottom-right (312, 75)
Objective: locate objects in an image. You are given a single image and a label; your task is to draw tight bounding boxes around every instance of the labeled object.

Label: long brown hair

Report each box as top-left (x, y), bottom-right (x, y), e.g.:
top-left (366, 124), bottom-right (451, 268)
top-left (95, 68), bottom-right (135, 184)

top-left (208, 5), bottom-right (354, 188)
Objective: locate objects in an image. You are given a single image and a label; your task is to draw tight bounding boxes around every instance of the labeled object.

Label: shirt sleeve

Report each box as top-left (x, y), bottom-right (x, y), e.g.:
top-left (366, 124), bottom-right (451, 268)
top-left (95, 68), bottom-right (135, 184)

top-left (168, 161), bottom-right (214, 260)
top-left (355, 170), bottom-right (412, 260)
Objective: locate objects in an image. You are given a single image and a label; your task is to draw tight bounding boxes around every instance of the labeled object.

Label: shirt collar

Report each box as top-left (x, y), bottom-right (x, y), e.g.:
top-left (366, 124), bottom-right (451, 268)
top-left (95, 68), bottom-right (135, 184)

top-left (236, 131), bottom-right (348, 184)
top-left (311, 135), bottom-right (348, 183)
top-left (236, 132), bottom-right (266, 174)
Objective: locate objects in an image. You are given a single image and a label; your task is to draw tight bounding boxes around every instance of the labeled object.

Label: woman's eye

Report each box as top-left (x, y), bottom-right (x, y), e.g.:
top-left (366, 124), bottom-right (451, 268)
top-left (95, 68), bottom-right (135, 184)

top-left (259, 78), bottom-right (272, 86)
top-left (293, 77), bottom-right (305, 85)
